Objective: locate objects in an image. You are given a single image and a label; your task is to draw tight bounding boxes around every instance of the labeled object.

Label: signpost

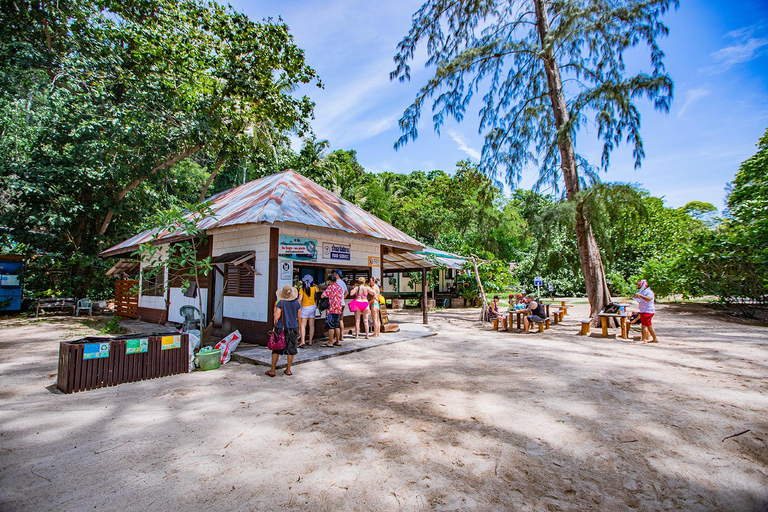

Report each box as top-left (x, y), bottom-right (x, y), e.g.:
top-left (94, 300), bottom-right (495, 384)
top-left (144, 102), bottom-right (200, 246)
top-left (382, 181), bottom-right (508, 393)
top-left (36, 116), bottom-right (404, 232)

top-left (534, 276), bottom-right (543, 298)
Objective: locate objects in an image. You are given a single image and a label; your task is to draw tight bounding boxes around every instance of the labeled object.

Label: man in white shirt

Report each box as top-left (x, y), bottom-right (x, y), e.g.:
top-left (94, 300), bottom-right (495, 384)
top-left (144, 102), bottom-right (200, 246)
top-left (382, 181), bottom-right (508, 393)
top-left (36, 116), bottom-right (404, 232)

top-left (633, 279), bottom-right (659, 344)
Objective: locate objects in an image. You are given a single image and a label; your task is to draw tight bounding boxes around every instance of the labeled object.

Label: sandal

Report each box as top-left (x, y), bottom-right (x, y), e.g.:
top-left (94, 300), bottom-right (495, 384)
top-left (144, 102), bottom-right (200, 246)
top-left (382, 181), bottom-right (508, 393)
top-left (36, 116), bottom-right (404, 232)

top-left (320, 344), bottom-right (334, 347)
top-left (284, 370), bottom-right (292, 376)
top-left (333, 342), bottom-right (341, 346)
top-left (265, 371), bottom-right (276, 378)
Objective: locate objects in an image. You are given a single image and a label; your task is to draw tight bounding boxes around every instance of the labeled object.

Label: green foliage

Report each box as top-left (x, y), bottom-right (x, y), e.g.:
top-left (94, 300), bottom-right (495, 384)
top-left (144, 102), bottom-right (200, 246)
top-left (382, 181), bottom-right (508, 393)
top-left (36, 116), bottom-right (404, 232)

top-left (99, 316), bottom-right (127, 335)
top-left (1, 0), bottom-right (318, 299)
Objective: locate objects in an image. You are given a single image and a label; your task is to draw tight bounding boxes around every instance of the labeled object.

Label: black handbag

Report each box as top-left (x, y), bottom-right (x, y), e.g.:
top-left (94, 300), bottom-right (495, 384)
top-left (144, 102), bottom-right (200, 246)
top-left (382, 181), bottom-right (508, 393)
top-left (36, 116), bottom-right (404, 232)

top-left (318, 296), bottom-right (330, 312)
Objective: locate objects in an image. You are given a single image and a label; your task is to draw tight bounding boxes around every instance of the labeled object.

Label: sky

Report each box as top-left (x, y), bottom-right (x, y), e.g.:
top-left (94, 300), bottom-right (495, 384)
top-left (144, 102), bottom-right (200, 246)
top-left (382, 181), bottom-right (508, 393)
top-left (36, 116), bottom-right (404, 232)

top-left (232, 0), bottom-right (768, 211)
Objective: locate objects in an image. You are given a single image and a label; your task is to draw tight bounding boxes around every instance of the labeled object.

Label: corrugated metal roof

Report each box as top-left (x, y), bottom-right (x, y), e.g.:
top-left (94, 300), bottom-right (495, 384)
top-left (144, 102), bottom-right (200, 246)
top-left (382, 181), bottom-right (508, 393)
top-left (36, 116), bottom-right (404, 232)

top-left (101, 170), bottom-right (423, 257)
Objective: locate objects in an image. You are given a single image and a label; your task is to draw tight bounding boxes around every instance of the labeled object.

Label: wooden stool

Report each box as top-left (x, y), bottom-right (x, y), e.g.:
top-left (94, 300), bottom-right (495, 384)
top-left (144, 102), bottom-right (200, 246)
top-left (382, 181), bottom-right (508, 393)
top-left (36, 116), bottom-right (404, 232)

top-left (493, 318), bottom-right (499, 330)
top-left (579, 319), bottom-right (591, 335)
top-left (536, 321), bottom-right (545, 333)
top-left (551, 312), bottom-right (559, 325)
top-left (545, 319), bottom-right (551, 330)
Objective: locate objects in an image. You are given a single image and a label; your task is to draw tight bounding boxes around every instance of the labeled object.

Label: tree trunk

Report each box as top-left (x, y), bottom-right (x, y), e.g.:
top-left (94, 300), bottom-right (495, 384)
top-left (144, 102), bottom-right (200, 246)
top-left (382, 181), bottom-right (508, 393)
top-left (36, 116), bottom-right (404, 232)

top-left (199, 150), bottom-right (227, 202)
top-left (534, 0), bottom-right (612, 324)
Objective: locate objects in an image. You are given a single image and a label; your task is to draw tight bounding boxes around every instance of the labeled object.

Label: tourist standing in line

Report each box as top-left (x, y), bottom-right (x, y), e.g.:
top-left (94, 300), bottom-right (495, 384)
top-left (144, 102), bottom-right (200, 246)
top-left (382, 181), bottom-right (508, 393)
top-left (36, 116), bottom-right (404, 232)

top-left (331, 269), bottom-right (348, 336)
top-left (321, 274), bottom-right (344, 347)
top-left (369, 276), bottom-right (381, 338)
top-left (634, 279), bottom-right (659, 344)
top-left (266, 285), bottom-right (301, 377)
top-left (297, 274), bottom-right (319, 347)
top-left (348, 276), bottom-right (373, 339)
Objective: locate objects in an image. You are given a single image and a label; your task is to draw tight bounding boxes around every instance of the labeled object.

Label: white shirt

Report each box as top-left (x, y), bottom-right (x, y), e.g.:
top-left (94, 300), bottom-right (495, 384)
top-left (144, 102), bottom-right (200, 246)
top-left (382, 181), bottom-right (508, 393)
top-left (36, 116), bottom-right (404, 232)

top-left (635, 288), bottom-right (655, 313)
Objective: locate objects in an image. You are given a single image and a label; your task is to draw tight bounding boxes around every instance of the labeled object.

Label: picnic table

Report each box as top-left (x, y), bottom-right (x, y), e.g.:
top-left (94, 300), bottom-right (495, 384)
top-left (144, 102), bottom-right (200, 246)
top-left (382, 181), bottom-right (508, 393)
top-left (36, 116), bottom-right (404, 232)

top-left (597, 312), bottom-right (629, 339)
top-left (543, 301), bottom-right (574, 315)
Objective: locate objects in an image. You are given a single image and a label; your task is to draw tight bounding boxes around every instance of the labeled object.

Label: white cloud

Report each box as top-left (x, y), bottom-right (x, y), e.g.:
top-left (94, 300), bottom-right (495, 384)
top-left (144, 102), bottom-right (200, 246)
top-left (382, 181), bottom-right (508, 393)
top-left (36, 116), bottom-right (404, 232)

top-left (447, 130), bottom-right (481, 160)
top-left (703, 23), bottom-right (768, 73)
top-left (677, 87), bottom-right (710, 118)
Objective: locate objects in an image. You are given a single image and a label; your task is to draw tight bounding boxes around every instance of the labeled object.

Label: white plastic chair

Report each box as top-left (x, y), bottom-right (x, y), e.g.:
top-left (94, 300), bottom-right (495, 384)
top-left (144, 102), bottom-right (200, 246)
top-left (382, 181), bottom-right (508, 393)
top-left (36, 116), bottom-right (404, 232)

top-left (76, 298), bottom-right (93, 317)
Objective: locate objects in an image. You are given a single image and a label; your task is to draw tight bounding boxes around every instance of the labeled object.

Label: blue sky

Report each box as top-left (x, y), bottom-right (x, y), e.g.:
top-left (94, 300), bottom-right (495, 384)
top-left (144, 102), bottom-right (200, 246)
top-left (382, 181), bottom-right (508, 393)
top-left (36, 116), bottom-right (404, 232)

top-left (234, 0), bottom-right (768, 210)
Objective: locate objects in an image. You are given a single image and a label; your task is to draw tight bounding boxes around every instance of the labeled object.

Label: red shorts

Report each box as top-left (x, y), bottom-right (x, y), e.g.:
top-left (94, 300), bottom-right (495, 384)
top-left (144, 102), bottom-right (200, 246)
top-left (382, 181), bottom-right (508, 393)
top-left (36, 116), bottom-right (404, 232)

top-left (640, 313), bottom-right (654, 326)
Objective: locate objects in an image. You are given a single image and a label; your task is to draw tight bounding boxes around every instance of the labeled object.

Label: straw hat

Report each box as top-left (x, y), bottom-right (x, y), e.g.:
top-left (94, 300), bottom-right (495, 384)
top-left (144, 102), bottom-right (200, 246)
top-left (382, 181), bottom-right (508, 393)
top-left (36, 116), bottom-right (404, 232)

top-left (276, 284), bottom-right (298, 301)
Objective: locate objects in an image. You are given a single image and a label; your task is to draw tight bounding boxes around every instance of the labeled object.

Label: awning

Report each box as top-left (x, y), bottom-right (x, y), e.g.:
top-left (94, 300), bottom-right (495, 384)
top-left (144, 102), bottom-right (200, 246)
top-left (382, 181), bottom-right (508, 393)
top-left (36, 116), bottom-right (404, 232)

top-left (382, 251), bottom-right (436, 271)
top-left (414, 247), bottom-right (468, 270)
top-left (105, 259), bottom-right (140, 277)
top-left (210, 251), bottom-right (254, 265)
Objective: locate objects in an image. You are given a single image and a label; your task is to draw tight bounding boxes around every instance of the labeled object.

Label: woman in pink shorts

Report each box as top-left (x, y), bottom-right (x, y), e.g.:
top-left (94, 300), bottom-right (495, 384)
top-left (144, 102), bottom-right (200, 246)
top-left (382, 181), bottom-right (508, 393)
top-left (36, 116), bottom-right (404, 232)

top-left (348, 277), bottom-right (372, 339)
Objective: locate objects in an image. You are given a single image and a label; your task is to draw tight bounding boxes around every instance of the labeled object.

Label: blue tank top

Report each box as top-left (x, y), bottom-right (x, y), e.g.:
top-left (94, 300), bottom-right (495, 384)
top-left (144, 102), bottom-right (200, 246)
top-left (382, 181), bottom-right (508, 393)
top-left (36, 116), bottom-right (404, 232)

top-left (276, 299), bottom-right (300, 329)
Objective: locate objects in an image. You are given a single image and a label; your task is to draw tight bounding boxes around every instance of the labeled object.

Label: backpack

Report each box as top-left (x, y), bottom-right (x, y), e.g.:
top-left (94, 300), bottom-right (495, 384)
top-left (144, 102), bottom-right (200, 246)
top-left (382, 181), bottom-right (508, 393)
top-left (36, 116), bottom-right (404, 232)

top-left (318, 296), bottom-right (330, 312)
top-left (602, 302), bottom-right (621, 314)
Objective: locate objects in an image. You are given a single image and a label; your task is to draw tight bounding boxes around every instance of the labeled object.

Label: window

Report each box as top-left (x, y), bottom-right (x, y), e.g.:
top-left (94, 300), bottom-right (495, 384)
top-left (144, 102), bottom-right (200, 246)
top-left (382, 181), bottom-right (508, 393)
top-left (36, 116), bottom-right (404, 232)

top-left (141, 267), bottom-right (165, 297)
top-left (224, 259), bottom-right (255, 297)
top-left (446, 268), bottom-right (455, 280)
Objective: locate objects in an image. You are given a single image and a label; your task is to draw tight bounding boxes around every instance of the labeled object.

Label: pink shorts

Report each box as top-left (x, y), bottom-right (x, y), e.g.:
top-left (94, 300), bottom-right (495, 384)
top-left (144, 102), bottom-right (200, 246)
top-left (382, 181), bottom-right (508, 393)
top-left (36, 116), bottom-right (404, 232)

top-left (348, 300), bottom-right (369, 312)
top-left (640, 313), bottom-right (654, 326)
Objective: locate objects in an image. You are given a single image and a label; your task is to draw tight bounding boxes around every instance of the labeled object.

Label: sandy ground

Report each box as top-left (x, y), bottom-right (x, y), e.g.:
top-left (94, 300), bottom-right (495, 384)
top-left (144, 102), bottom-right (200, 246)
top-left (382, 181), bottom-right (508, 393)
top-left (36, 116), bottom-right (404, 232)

top-left (0, 303), bottom-right (766, 511)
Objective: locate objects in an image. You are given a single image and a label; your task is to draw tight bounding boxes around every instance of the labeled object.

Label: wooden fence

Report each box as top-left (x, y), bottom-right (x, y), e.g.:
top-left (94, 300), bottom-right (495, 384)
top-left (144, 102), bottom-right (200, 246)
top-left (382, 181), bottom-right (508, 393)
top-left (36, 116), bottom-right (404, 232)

top-left (114, 279), bottom-right (139, 318)
top-left (56, 333), bottom-right (189, 393)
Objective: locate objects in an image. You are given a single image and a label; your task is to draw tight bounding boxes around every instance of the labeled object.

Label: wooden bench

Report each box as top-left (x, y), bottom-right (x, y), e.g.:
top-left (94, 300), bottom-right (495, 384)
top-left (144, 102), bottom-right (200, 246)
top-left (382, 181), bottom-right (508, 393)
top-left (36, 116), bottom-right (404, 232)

top-left (35, 298), bottom-right (76, 318)
top-left (579, 318), bottom-right (592, 336)
top-left (551, 311), bottom-right (560, 325)
top-left (533, 319), bottom-right (551, 332)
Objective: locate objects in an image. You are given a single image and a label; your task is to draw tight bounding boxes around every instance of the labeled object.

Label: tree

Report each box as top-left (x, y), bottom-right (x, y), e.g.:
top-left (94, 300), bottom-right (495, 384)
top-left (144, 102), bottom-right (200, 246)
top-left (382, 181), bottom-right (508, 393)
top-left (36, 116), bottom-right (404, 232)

top-left (1, 0), bottom-right (318, 296)
top-left (134, 202), bottom-right (215, 333)
top-left (392, 0), bottom-right (676, 320)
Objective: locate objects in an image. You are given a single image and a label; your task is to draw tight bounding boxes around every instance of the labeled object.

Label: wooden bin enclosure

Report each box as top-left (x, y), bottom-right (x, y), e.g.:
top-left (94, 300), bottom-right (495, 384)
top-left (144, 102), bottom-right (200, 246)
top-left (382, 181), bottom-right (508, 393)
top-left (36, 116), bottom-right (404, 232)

top-left (57, 332), bottom-right (189, 394)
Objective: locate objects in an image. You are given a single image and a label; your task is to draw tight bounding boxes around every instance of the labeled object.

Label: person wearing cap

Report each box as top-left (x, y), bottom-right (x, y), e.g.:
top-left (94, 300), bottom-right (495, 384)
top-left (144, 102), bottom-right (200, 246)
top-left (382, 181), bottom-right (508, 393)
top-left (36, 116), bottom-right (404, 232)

top-left (298, 274), bottom-right (319, 347)
top-left (633, 279), bottom-right (659, 344)
top-left (266, 285), bottom-right (301, 377)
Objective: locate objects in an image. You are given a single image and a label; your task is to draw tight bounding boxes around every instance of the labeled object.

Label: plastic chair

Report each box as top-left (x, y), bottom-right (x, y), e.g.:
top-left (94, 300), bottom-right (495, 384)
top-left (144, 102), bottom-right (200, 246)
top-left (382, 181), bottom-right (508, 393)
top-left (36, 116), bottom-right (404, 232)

top-left (441, 298), bottom-right (450, 308)
top-left (76, 298), bottom-right (93, 317)
top-left (179, 305), bottom-right (204, 332)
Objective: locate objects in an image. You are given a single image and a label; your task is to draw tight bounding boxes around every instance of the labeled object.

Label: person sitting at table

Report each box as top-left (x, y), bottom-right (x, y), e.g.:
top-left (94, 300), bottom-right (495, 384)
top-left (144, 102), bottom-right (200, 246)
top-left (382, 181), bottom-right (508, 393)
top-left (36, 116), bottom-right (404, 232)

top-left (522, 296), bottom-right (547, 333)
top-left (488, 295), bottom-right (508, 331)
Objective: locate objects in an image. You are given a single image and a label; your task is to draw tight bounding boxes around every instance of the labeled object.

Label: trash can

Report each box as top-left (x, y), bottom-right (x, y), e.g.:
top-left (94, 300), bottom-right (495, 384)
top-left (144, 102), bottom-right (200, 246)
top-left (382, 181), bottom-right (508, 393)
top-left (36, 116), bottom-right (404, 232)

top-left (196, 349), bottom-right (222, 371)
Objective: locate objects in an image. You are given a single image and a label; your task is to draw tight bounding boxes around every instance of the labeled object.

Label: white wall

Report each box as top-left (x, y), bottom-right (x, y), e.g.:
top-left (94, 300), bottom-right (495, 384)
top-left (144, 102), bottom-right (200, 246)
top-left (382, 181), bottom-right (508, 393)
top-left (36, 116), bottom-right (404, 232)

top-left (138, 246), bottom-right (168, 310)
top-left (209, 224), bottom-right (271, 322)
top-left (167, 287), bottom-right (209, 324)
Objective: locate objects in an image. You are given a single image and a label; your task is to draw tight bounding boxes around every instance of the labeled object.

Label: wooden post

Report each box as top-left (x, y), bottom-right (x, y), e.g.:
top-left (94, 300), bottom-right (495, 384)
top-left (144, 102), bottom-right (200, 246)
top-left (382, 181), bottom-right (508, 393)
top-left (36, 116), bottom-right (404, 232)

top-left (470, 255), bottom-right (488, 321)
top-left (422, 267), bottom-right (428, 324)
top-left (267, 227), bottom-right (279, 329)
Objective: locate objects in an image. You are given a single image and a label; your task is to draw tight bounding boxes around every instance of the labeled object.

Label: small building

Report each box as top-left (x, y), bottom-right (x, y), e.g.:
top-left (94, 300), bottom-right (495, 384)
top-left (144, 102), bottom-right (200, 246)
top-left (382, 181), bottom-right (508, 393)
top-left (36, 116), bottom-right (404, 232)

top-left (100, 170), bottom-right (431, 343)
top-left (0, 254), bottom-right (24, 312)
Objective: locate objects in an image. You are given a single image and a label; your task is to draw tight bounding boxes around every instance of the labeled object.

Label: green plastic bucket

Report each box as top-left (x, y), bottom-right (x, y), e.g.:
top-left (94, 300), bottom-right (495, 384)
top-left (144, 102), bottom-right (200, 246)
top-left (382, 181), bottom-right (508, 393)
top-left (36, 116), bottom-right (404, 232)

top-left (197, 349), bottom-right (222, 371)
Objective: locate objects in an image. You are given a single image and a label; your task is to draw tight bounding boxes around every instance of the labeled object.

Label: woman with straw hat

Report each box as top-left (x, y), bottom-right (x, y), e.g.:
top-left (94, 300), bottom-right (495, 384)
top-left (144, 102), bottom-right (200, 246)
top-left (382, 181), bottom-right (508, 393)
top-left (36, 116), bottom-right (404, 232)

top-left (266, 284), bottom-right (301, 377)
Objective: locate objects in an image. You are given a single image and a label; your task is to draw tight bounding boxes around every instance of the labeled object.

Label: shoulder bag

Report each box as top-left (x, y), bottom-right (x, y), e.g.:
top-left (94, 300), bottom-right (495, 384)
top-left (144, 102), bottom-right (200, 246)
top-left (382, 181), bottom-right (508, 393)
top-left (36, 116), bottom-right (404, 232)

top-left (267, 303), bottom-right (286, 351)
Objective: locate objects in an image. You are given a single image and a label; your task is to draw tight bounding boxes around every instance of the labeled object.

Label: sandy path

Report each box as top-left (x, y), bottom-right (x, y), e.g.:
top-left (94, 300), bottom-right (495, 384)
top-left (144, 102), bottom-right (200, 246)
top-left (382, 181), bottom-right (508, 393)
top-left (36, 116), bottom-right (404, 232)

top-left (0, 305), bottom-right (766, 511)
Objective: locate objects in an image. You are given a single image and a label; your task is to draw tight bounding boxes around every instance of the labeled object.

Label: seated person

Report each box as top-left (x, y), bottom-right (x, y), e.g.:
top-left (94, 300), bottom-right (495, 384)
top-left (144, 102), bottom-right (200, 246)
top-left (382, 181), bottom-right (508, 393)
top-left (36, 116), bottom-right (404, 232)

top-left (522, 296), bottom-right (547, 333)
top-left (488, 295), bottom-right (508, 331)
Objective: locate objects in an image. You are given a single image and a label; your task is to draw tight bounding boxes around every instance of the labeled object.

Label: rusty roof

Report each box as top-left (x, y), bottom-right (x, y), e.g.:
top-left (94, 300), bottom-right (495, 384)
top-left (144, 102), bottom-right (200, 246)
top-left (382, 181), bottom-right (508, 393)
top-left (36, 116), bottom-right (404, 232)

top-left (101, 170), bottom-right (423, 257)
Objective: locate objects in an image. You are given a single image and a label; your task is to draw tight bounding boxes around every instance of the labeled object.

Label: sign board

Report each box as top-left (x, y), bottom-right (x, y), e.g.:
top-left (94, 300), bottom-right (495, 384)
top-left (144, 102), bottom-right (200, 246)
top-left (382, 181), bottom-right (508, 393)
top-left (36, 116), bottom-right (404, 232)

top-left (278, 236), bottom-right (317, 260)
top-left (161, 335), bottom-right (181, 350)
top-left (322, 242), bottom-right (351, 261)
top-left (83, 342), bottom-right (110, 359)
top-left (548, 283), bottom-right (554, 292)
top-left (0, 274), bottom-right (20, 286)
top-left (126, 338), bottom-right (148, 354)
top-left (534, 276), bottom-right (543, 287)
top-left (368, 256), bottom-right (381, 267)
top-left (279, 260), bottom-right (293, 281)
